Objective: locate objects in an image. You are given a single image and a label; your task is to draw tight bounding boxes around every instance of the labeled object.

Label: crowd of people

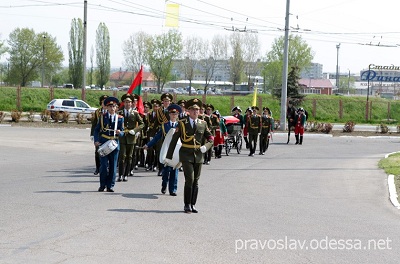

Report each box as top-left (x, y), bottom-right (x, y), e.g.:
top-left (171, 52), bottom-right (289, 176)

top-left (90, 93), bottom-right (305, 213)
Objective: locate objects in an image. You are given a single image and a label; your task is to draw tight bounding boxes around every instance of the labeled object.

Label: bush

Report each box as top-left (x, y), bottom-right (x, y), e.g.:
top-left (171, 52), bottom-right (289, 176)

top-left (0, 111), bottom-right (5, 123)
top-left (41, 110), bottom-right (51, 122)
top-left (75, 113), bottom-right (86, 124)
top-left (343, 121), bottom-right (355, 132)
top-left (11, 110), bottom-right (22, 123)
top-left (306, 121), bottom-right (333, 134)
top-left (27, 110), bottom-right (35, 122)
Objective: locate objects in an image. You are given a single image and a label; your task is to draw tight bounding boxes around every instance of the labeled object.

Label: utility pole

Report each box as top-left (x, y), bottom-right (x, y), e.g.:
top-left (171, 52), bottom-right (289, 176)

top-left (336, 43), bottom-right (340, 92)
top-left (279, 0), bottom-right (290, 131)
top-left (82, 0), bottom-right (87, 100)
top-left (41, 35), bottom-right (46, 88)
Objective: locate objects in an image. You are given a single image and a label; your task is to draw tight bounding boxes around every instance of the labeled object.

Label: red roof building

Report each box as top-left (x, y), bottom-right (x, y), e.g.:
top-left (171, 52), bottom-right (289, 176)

top-left (299, 79), bottom-right (333, 95)
top-left (109, 70), bottom-right (156, 87)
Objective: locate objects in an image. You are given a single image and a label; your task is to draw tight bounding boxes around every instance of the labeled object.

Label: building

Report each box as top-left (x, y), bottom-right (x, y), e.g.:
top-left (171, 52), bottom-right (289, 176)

top-left (298, 78), bottom-right (333, 95)
top-left (109, 70), bottom-right (156, 88)
top-left (300, 63), bottom-right (323, 79)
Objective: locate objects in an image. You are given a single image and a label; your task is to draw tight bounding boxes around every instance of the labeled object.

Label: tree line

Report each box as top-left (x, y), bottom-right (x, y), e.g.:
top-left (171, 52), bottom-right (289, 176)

top-left (0, 18), bottom-right (315, 99)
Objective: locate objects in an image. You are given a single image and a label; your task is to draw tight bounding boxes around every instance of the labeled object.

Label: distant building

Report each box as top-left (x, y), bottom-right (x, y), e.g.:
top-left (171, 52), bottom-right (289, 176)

top-left (300, 63), bottom-right (323, 79)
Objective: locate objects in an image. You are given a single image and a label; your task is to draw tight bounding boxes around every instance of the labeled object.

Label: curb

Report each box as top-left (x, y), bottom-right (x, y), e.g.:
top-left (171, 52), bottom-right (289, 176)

top-left (385, 151), bottom-right (400, 209)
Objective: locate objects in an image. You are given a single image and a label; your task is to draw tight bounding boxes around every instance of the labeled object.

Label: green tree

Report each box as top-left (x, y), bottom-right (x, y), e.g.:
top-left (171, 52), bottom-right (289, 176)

top-left (146, 29), bottom-right (182, 92)
top-left (39, 32), bottom-right (64, 86)
top-left (7, 28), bottom-right (63, 87)
top-left (123, 31), bottom-right (149, 75)
top-left (229, 33), bottom-right (245, 91)
top-left (284, 66), bottom-right (304, 101)
top-left (52, 67), bottom-right (69, 87)
top-left (95, 22), bottom-right (110, 89)
top-left (263, 34), bottom-right (314, 97)
top-left (68, 18), bottom-right (83, 89)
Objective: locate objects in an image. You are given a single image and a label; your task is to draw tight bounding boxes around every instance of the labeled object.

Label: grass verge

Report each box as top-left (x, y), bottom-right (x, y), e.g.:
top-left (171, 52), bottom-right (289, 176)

top-left (378, 152), bottom-right (400, 205)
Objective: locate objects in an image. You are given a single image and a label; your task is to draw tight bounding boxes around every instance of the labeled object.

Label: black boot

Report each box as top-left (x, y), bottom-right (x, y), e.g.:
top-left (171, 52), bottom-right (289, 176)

top-left (244, 137), bottom-right (249, 149)
top-left (191, 187), bottom-right (199, 213)
top-left (299, 135), bottom-right (303, 145)
top-left (295, 135), bottom-right (299, 145)
top-left (184, 187), bottom-right (192, 213)
top-left (218, 145), bottom-right (222, 158)
top-left (287, 133), bottom-right (290, 144)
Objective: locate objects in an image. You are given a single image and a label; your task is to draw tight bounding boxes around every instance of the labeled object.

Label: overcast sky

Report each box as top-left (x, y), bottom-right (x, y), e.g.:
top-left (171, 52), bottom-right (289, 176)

top-left (1, 0), bottom-right (399, 75)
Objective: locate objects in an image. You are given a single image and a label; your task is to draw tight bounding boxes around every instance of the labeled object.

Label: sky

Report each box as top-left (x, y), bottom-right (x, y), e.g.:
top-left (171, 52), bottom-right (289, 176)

top-left (1, 0), bottom-right (400, 75)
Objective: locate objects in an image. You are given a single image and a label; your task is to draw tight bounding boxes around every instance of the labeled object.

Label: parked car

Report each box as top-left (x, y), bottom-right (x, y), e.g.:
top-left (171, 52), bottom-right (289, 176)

top-left (46, 97), bottom-right (97, 119)
top-left (197, 89), bottom-right (205, 95)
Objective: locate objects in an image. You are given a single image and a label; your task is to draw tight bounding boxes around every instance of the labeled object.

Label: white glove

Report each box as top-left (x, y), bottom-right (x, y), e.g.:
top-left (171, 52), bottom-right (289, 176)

top-left (200, 145), bottom-right (207, 153)
top-left (90, 136), bottom-right (94, 141)
top-left (149, 137), bottom-right (153, 141)
top-left (135, 132), bottom-right (141, 138)
top-left (129, 129), bottom-right (135, 135)
top-left (164, 158), bottom-right (173, 167)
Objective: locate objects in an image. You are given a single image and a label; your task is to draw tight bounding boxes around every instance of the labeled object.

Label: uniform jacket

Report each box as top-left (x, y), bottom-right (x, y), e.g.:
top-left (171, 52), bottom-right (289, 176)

top-left (166, 116), bottom-right (214, 163)
top-left (93, 113), bottom-right (125, 146)
top-left (295, 113), bottom-right (306, 127)
top-left (261, 115), bottom-right (274, 134)
top-left (146, 120), bottom-right (178, 148)
top-left (209, 114), bottom-right (220, 136)
top-left (147, 110), bottom-right (160, 138)
top-left (118, 108), bottom-right (144, 145)
top-left (247, 114), bottom-right (262, 135)
top-left (90, 107), bottom-right (106, 136)
top-left (233, 113), bottom-right (245, 128)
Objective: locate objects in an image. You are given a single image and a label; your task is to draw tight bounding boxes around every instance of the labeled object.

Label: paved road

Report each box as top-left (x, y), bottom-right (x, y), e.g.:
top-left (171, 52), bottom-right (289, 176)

top-left (1, 127), bottom-right (399, 264)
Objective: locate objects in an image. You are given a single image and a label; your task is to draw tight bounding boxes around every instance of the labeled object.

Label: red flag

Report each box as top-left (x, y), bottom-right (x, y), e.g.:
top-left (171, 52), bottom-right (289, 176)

top-left (127, 66), bottom-right (144, 115)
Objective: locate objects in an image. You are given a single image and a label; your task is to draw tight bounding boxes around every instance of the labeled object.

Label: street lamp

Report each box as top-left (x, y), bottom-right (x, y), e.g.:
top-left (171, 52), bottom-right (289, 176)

top-left (347, 69), bottom-right (350, 95)
top-left (336, 43), bottom-right (340, 92)
top-left (41, 35), bottom-right (46, 88)
top-left (367, 64), bottom-right (374, 103)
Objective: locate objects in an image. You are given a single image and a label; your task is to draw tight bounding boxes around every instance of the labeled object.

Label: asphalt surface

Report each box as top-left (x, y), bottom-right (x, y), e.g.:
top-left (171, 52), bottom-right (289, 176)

top-left (1, 127), bottom-right (400, 264)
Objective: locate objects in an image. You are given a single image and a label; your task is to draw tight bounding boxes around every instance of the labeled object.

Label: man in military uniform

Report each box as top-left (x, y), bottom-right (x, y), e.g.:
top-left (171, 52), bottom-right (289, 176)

top-left (165, 98), bottom-right (214, 213)
top-left (286, 101), bottom-right (297, 144)
top-left (204, 103), bottom-right (218, 165)
top-left (140, 101), bottom-right (152, 170)
top-left (154, 93), bottom-right (173, 176)
top-left (117, 94), bottom-right (144, 181)
top-left (177, 99), bottom-right (188, 120)
top-left (144, 104), bottom-right (182, 196)
top-left (93, 97), bottom-right (124, 192)
top-left (90, 95), bottom-right (108, 175)
top-left (146, 99), bottom-right (162, 172)
top-left (259, 107), bottom-right (274, 155)
top-left (247, 106), bottom-right (261, 157)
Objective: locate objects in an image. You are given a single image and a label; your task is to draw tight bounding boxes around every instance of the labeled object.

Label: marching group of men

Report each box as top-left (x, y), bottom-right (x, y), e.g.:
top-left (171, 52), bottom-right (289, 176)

top-left (90, 92), bottom-right (304, 213)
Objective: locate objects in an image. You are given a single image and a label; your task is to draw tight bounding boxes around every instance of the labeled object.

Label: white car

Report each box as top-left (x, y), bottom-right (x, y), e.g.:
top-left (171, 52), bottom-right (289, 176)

top-left (47, 98), bottom-right (97, 119)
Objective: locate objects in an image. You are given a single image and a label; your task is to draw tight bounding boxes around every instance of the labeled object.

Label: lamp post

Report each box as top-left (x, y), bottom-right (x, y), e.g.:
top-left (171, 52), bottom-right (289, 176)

top-left (41, 35), bottom-right (46, 88)
top-left (367, 64), bottom-right (374, 103)
top-left (347, 69), bottom-right (350, 95)
top-left (336, 43), bottom-right (340, 93)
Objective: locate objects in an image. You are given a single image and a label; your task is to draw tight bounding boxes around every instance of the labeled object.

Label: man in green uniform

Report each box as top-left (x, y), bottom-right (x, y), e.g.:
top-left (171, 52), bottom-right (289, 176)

top-left (165, 98), bottom-right (214, 214)
top-left (117, 94), bottom-right (144, 181)
top-left (247, 106), bottom-right (261, 157)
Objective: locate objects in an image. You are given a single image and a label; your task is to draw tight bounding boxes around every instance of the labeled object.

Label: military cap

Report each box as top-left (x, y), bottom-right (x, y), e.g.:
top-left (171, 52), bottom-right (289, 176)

top-left (177, 99), bottom-right (186, 106)
top-left (252, 106), bottom-right (259, 111)
top-left (161, 93), bottom-right (173, 101)
top-left (246, 107), bottom-right (253, 113)
top-left (206, 104), bottom-right (214, 111)
top-left (99, 95), bottom-right (109, 106)
top-left (263, 107), bottom-right (270, 111)
top-left (143, 101), bottom-right (152, 109)
top-left (104, 96), bottom-right (119, 106)
top-left (231, 106), bottom-right (242, 113)
top-left (151, 99), bottom-right (161, 106)
top-left (186, 98), bottom-right (203, 110)
top-left (122, 93), bottom-right (139, 102)
top-left (167, 104), bottom-right (182, 114)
